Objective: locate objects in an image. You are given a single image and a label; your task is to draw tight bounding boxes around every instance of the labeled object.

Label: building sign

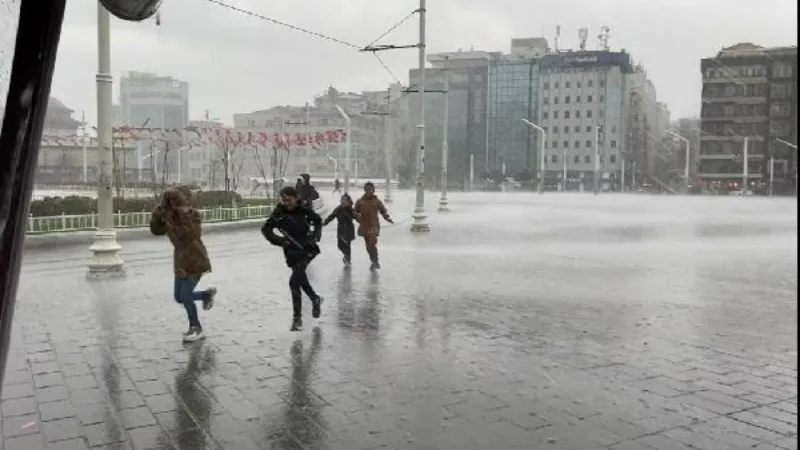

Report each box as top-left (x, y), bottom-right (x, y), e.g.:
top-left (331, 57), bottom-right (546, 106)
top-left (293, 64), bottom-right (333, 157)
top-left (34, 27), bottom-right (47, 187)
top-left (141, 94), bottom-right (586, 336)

top-left (540, 51), bottom-right (633, 73)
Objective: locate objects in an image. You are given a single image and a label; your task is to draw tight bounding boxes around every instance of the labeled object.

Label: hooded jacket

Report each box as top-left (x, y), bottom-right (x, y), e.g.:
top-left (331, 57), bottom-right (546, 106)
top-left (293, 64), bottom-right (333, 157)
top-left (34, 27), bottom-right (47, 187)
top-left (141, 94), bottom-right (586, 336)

top-left (354, 193), bottom-right (390, 237)
top-left (297, 173), bottom-right (320, 207)
top-left (150, 189), bottom-right (212, 277)
top-left (261, 203), bottom-right (322, 266)
top-left (323, 205), bottom-right (356, 242)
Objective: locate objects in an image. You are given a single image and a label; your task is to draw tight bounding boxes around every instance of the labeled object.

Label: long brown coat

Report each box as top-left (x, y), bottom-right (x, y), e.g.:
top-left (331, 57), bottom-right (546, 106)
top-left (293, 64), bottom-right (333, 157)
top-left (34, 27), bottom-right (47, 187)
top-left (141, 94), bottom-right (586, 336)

top-left (354, 194), bottom-right (389, 237)
top-left (150, 205), bottom-right (211, 277)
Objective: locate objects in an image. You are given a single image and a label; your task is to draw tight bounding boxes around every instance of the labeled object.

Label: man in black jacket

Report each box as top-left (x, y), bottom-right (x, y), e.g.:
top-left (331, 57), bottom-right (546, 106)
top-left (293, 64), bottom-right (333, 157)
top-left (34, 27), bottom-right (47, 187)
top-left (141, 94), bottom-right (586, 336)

top-left (261, 186), bottom-right (324, 331)
top-left (296, 173), bottom-right (320, 209)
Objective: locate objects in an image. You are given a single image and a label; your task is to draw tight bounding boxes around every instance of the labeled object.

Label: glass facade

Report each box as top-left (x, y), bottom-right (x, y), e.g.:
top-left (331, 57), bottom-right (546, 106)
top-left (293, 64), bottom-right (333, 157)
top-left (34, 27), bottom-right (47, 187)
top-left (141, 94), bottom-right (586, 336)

top-left (489, 59), bottom-right (540, 176)
top-left (409, 65), bottom-right (489, 188)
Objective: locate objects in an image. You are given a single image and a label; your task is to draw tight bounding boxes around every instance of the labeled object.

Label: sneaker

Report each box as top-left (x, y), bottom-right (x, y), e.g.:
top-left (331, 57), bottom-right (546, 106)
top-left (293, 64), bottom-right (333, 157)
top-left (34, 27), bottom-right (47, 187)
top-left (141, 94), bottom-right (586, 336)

top-left (343, 256), bottom-right (351, 267)
top-left (203, 287), bottom-right (217, 311)
top-left (291, 317), bottom-right (303, 332)
top-left (311, 296), bottom-right (323, 319)
top-left (370, 261), bottom-right (380, 271)
top-left (182, 326), bottom-right (205, 342)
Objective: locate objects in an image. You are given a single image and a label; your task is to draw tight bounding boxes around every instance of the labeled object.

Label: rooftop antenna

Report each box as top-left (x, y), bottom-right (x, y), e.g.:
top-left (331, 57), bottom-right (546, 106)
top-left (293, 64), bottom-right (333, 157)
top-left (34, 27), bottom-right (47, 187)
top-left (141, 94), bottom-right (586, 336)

top-left (598, 26), bottom-right (610, 51)
top-left (578, 28), bottom-right (588, 51)
top-left (554, 25), bottom-right (561, 52)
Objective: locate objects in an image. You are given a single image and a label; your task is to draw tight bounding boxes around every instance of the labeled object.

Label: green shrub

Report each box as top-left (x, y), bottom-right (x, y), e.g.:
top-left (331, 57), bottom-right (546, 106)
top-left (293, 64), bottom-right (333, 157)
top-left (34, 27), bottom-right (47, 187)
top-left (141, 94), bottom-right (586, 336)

top-left (28, 190), bottom-right (270, 217)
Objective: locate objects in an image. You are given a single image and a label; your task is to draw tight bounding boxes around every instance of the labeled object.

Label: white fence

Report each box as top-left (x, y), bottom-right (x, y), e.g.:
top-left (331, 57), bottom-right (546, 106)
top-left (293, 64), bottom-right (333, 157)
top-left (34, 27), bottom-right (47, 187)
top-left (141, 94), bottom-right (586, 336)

top-left (26, 205), bottom-right (272, 235)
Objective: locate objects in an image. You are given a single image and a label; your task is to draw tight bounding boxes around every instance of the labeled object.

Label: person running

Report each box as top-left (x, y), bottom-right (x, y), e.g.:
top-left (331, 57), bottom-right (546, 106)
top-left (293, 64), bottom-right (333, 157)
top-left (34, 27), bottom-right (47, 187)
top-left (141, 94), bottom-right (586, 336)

top-left (323, 193), bottom-right (356, 267)
top-left (333, 178), bottom-right (342, 194)
top-left (354, 182), bottom-right (393, 271)
top-left (261, 186), bottom-right (324, 331)
top-left (150, 187), bottom-right (217, 342)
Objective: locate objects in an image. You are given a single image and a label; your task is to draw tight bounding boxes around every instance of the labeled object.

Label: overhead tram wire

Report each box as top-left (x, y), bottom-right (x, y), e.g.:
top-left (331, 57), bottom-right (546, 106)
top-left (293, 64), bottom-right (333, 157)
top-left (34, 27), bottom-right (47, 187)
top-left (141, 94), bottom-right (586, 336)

top-left (204, 0), bottom-right (361, 49)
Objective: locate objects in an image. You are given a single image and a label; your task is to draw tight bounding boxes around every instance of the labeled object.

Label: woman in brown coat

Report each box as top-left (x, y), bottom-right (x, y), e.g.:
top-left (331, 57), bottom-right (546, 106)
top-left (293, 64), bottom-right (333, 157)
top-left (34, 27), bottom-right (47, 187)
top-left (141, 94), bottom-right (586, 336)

top-left (354, 182), bottom-right (393, 270)
top-left (150, 187), bottom-right (217, 342)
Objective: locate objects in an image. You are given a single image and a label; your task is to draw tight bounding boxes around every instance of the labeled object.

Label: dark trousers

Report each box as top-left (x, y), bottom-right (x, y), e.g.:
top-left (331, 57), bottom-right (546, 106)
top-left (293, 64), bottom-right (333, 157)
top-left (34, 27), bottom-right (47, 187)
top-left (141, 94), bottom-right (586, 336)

top-left (364, 235), bottom-right (379, 262)
top-left (289, 260), bottom-right (318, 318)
top-left (174, 276), bottom-right (206, 328)
top-left (337, 236), bottom-right (351, 261)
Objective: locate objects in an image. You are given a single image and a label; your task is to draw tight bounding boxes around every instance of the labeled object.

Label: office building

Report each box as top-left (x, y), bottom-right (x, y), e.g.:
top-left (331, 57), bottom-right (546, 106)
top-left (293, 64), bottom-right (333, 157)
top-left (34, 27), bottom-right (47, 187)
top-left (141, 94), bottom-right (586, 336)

top-left (699, 43), bottom-right (797, 193)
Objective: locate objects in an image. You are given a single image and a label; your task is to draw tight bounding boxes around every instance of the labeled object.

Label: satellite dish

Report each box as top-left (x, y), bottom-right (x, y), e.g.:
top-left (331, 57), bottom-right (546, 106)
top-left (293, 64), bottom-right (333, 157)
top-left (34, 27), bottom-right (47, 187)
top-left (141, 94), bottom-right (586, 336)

top-left (99, 0), bottom-right (162, 21)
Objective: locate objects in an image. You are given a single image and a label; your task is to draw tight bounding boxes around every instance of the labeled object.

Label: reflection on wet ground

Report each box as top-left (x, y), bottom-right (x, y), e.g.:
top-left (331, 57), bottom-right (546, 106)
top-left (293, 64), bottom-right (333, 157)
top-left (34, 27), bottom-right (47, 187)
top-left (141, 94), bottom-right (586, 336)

top-left (4, 192), bottom-right (798, 449)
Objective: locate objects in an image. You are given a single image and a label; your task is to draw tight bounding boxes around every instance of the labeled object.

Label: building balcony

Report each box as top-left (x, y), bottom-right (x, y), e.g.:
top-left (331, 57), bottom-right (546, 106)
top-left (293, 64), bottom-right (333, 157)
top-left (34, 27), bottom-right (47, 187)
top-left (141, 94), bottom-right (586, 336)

top-left (701, 96), bottom-right (767, 104)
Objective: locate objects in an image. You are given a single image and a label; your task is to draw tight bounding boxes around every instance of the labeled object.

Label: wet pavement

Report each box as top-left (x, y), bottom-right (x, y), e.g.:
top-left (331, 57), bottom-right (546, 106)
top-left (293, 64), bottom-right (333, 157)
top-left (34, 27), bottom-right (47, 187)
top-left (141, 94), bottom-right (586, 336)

top-left (4, 192), bottom-right (798, 450)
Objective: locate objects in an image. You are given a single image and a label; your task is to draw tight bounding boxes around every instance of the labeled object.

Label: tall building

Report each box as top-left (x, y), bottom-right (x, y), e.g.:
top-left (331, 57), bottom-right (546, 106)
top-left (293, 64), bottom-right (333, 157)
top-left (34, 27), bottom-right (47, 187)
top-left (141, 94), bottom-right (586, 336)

top-left (538, 50), bottom-right (636, 191)
top-left (119, 71), bottom-right (190, 183)
top-left (408, 50), bottom-right (495, 189)
top-left (699, 43), bottom-right (797, 194)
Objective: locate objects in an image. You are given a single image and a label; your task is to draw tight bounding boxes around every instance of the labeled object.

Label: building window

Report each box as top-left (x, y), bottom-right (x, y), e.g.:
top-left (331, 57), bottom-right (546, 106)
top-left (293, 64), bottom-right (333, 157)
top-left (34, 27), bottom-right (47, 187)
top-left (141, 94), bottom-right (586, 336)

top-left (544, 97), bottom-right (549, 105)
top-left (610, 140), bottom-right (617, 148)
top-left (773, 63), bottom-right (793, 78)
top-left (574, 141), bottom-right (580, 148)
top-left (586, 126), bottom-right (592, 133)
top-left (565, 111), bottom-right (571, 119)
top-left (574, 125), bottom-right (580, 132)
top-left (543, 112), bottom-right (549, 119)
top-left (586, 140), bottom-right (592, 148)
top-left (573, 155), bottom-right (580, 164)
top-left (551, 155), bottom-right (558, 163)
top-left (563, 126), bottom-right (569, 133)
top-left (554, 97), bottom-right (560, 104)
top-left (552, 126), bottom-right (558, 134)
top-left (554, 81), bottom-right (560, 89)
top-left (599, 79), bottom-right (605, 87)
top-left (544, 82), bottom-right (550, 90)
top-left (563, 140), bottom-right (569, 148)
top-left (553, 111), bottom-right (559, 119)
top-left (565, 96), bottom-right (571, 104)
top-left (577, 81), bottom-right (582, 88)
top-left (576, 96), bottom-right (581, 103)
top-left (587, 110), bottom-right (593, 118)
top-left (576, 110), bottom-right (581, 119)
top-left (585, 155), bottom-right (591, 164)
top-left (610, 154), bottom-right (617, 164)
top-left (587, 95), bottom-right (593, 103)
top-left (588, 80), bottom-right (593, 87)
top-left (565, 81), bottom-right (571, 89)
top-left (552, 141), bottom-right (558, 148)
top-left (600, 95), bottom-right (605, 102)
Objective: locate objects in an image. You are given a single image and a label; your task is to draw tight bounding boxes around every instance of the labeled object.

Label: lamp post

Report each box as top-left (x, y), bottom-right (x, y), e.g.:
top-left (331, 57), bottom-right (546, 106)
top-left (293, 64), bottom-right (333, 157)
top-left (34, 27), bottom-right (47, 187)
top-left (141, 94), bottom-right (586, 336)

top-left (520, 119), bottom-right (546, 194)
top-left (593, 126), bottom-right (600, 195)
top-left (665, 130), bottom-right (690, 190)
top-left (410, 0), bottom-right (429, 232)
top-left (384, 88), bottom-right (393, 204)
top-left (438, 61), bottom-right (450, 212)
top-left (87, 3), bottom-right (124, 277)
top-left (334, 105), bottom-right (351, 194)
top-left (775, 138), bottom-right (798, 197)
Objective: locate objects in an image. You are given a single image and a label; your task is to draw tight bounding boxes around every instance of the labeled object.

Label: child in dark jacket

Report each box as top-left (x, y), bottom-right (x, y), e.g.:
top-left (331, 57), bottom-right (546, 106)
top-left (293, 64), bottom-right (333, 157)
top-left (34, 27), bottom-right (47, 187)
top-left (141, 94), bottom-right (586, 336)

top-left (261, 186), bottom-right (324, 331)
top-left (323, 194), bottom-right (356, 266)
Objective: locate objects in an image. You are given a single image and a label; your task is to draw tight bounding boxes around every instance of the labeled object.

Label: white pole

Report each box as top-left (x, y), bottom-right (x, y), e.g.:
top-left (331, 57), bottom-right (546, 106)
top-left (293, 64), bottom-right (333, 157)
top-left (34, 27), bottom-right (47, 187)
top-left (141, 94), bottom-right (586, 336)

top-left (632, 161), bottom-right (637, 190)
top-left (82, 110), bottom-right (88, 183)
top-left (562, 148), bottom-right (567, 192)
top-left (743, 137), bottom-right (749, 193)
top-left (769, 155), bottom-right (774, 197)
top-left (335, 105), bottom-right (351, 193)
top-left (438, 65), bottom-right (450, 212)
top-left (87, 3), bottom-right (123, 277)
top-left (411, 0), bottom-right (429, 232)
top-left (469, 153), bottom-right (474, 191)
top-left (620, 157), bottom-right (626, 193)
top-left (384, 88), bottom-right (393, 204)
top-left (775, 138), bottom-right (798, 197)
top-left (593, 126), bottom-right (600, 195)
top-left (521, 119), bottom-right (545, 194)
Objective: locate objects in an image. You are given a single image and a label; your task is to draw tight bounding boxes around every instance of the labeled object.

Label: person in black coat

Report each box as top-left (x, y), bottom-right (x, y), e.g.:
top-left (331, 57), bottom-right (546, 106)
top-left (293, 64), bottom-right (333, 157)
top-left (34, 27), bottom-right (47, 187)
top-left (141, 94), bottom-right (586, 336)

top-left (323, 193), bottom-right (356, 266)
top-left (296, 173), bottom-right (320, 209)
top-left (261, 186), bottom-right (324, 331)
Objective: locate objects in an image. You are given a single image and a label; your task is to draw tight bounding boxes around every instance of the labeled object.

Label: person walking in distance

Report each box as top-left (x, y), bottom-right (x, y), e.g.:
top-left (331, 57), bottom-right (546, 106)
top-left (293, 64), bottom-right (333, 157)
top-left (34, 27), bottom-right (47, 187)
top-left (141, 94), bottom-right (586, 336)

top-left (354, 182), bottom-right (393, 270)
top-left (333, 178), bottom-right (342, 194)
top-left (323, 193), bottom-right (356, 267)
top-left (150, 187), bottom-right (217, 342)
top-left (262, 186), bottom-right (324, 331)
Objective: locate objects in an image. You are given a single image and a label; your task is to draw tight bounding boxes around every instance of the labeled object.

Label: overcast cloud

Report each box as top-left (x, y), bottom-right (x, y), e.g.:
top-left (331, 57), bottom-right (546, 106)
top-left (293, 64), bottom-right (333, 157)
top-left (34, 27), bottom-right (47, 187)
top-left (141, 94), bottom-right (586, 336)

top-left (50, 0), bottom-right (797, 126)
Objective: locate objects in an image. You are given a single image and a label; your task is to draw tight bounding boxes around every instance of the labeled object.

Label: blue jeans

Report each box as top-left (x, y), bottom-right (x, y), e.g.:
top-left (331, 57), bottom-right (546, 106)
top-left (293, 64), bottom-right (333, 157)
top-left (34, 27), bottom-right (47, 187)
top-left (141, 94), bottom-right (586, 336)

top-left (174, 276), bottom-right (206, 328)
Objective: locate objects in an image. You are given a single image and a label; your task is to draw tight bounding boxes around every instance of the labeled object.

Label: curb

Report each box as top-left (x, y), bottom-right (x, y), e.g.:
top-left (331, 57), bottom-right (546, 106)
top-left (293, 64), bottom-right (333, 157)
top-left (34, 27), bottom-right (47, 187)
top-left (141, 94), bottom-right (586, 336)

top-left (23, 218), bottom-right (266, 251)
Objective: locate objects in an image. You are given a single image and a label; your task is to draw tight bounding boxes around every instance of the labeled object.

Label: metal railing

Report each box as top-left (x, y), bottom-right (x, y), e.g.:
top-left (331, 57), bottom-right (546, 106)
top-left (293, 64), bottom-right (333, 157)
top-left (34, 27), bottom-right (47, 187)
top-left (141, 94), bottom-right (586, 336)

top-left (26, 205), bottom-right (272, 235)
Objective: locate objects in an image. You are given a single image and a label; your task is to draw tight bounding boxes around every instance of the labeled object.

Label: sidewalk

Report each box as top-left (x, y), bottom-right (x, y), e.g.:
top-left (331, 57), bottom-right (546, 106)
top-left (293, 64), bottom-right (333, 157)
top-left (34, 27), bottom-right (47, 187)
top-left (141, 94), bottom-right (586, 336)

top-left (3, 192), bottom-right (797, 449)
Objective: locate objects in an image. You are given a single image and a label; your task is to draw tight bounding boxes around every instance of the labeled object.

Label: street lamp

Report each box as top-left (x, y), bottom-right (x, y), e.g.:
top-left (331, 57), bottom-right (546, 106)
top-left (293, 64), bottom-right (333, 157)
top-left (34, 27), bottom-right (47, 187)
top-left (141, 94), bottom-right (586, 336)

top-left (438, 61), bottom-right (450, 212)
top-left (520, 119), bottom-right (546, 194)
top-left (775, 138), bottom-right (798, 197)
top-left (87, 3), bottom-right (124, 278)
top-left (410, 0), bottom-right (429, 232)
top-left (665, 130), bottom-right (691, 188)
top-left (334, 105), bottom-right (351, 194)
top-left (593, 126), bottom-right (601, 195)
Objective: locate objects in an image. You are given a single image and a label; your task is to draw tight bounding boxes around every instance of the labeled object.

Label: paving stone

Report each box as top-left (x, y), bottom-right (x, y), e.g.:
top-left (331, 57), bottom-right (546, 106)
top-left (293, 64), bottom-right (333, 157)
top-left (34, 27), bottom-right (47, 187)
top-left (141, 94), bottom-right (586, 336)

top-left (5, 193), bottom-right (797, 450)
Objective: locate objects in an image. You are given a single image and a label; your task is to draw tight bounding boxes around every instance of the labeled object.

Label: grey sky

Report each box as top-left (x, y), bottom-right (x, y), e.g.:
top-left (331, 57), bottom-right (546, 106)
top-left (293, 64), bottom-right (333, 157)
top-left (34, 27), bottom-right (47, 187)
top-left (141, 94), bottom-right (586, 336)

top-left (51, 0), bottom-right (797, 126)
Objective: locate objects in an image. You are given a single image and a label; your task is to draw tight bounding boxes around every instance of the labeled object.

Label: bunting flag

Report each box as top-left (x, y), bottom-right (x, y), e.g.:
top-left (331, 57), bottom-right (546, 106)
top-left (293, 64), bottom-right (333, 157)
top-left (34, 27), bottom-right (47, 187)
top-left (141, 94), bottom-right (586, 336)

top-left (40, 127), bottom-right (348, 149)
